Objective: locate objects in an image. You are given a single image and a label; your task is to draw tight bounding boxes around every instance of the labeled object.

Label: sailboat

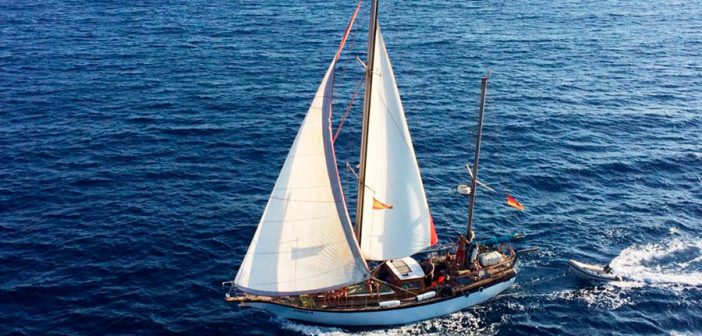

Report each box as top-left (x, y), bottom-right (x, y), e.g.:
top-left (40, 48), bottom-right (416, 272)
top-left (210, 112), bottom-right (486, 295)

top-left (223, 0), bottom-right (518, 326)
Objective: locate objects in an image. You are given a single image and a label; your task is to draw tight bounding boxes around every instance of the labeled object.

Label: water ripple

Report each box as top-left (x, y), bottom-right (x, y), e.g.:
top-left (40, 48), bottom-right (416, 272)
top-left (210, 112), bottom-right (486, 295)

top-left (1, 0), bottom-right (701, 335)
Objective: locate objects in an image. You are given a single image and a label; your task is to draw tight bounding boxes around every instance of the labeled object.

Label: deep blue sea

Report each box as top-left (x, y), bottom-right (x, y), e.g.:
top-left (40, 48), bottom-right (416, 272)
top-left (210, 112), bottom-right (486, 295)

top-left (1, 1), bottom-right (701, 335)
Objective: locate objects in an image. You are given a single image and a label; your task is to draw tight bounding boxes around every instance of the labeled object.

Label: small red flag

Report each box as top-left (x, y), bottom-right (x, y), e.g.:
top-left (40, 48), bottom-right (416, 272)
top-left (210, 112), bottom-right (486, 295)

top-left (429, 215), bottom-right (438, 245)
top-left (506, 195), bottom-right (525, 211)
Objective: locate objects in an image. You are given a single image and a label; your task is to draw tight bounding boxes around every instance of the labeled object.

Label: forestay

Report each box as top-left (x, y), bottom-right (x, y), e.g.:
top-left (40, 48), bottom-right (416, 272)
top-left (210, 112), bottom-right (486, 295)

top-left (234, 62), bottom-right (369, 296)
top-left (359, 27), bottom-right (437, 261)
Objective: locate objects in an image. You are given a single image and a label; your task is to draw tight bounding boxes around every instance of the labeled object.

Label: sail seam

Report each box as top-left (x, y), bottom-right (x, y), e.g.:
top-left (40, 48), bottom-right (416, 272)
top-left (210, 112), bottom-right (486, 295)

top-left (270, 196), bottom-right (339, 203)
top-left (258, 215), bottom-right (341, 224)
top-left (272, 185), bottom-right (334, 190)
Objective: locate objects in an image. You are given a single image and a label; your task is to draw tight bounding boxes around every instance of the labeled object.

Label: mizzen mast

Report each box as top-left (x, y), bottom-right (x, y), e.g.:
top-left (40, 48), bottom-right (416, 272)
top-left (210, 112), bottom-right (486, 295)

top-left (466, 75), bottom-right (489, 243)
top-left (354, 0), bottom-right (380, 244)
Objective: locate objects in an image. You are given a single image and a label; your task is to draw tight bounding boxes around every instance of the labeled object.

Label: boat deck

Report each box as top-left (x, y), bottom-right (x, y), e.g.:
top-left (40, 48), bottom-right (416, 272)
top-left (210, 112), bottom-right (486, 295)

top-left (227, 247), bottom-right (517, 312)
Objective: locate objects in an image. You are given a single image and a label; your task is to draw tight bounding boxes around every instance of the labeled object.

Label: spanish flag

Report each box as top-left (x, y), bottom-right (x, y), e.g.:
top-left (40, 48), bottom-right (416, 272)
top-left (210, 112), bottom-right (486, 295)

top-left (506, 195), bottom-right (524, 211)
top-left (372, 197), bottom-right (393, 210)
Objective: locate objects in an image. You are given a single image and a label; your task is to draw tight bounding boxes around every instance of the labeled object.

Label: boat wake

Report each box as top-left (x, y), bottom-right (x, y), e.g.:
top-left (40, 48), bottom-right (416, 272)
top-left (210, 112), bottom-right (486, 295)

top-left (550, 286), bottom-right (632, 310)
top-left (609, 237), bottom-right (702, 289)
top-left (276, 310), bottom-right (495, 336)
top-left (277, 318), bottom-right (348, 336)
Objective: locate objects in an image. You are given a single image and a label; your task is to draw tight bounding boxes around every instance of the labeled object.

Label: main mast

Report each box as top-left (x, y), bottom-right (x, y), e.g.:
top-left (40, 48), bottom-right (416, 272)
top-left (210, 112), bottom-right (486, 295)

top-left (354, 0), bottom-right (380, 244)
top-left (466, 75), bottom-right (489, 242)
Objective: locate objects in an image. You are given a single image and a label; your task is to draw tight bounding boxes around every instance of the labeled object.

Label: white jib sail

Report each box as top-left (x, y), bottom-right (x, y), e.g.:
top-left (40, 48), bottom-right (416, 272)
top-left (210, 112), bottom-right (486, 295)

top-left (360, 27), bottom-right (434, 261)
top-left (235, 62), bottom-right (369, 296)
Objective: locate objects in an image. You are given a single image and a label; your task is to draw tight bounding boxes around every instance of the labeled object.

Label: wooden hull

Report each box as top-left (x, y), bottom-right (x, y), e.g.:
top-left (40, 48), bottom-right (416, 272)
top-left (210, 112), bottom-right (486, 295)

top-left (240, 276), bottom-right (516, 327)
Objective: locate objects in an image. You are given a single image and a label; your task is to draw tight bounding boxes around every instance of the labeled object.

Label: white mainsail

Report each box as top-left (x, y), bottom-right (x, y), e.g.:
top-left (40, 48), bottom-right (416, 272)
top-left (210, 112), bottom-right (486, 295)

top-left (359, 27), bottom-right (437, 261)
top-left (234, 62), bottom-right (369, 296)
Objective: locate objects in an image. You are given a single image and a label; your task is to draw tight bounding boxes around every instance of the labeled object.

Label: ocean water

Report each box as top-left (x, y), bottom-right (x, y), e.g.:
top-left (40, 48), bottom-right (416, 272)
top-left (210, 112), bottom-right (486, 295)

top-left (1, 1), bottom-right (701, 335)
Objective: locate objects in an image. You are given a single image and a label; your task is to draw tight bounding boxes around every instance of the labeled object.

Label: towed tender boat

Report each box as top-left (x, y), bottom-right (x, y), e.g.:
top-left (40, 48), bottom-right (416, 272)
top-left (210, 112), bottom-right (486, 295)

top-left (222, 0), bottom-right (520, 326)
top-left (568, 259), bottom-right (623, 282)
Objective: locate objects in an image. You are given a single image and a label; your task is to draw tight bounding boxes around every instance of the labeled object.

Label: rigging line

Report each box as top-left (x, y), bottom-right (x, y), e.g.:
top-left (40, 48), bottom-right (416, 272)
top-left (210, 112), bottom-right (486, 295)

top-left (345, 161), bottom-right (359, 179)
top-left (345, 4), bottom-right (362, 59)
top-left (333, 1), bottom-right (363, 96)
top-left (330, 0), bottom-right (362, 123)
top-left (334, 0), bottom-right (363, 63)
top-left (333, 79), bottom-right (364, 142)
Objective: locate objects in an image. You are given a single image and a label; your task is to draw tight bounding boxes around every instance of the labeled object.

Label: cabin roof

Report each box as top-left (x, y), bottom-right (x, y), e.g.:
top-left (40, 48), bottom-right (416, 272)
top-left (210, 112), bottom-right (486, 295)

top-left (387, 257), bottom-right (425, 280)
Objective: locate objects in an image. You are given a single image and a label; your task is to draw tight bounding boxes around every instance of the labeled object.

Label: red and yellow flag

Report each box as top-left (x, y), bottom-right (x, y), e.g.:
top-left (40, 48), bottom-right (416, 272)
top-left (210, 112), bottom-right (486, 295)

top-left (506, 195), bottom-right (525, 211)
top-left (372, 198), bottom-right (393, 210)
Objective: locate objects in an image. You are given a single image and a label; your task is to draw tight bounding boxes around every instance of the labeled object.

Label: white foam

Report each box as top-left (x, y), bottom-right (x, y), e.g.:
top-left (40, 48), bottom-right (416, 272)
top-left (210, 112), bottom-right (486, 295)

top-left (669, 331), bottom-right (696, 336)
top-left (609, 237), bottom-right (702, 289)
top-left (276, 317), bottom-right (350, 336)
top-left (550, 286), bottom-right (632, 310)
top-left (275, 309), bottom-right (495, 336)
